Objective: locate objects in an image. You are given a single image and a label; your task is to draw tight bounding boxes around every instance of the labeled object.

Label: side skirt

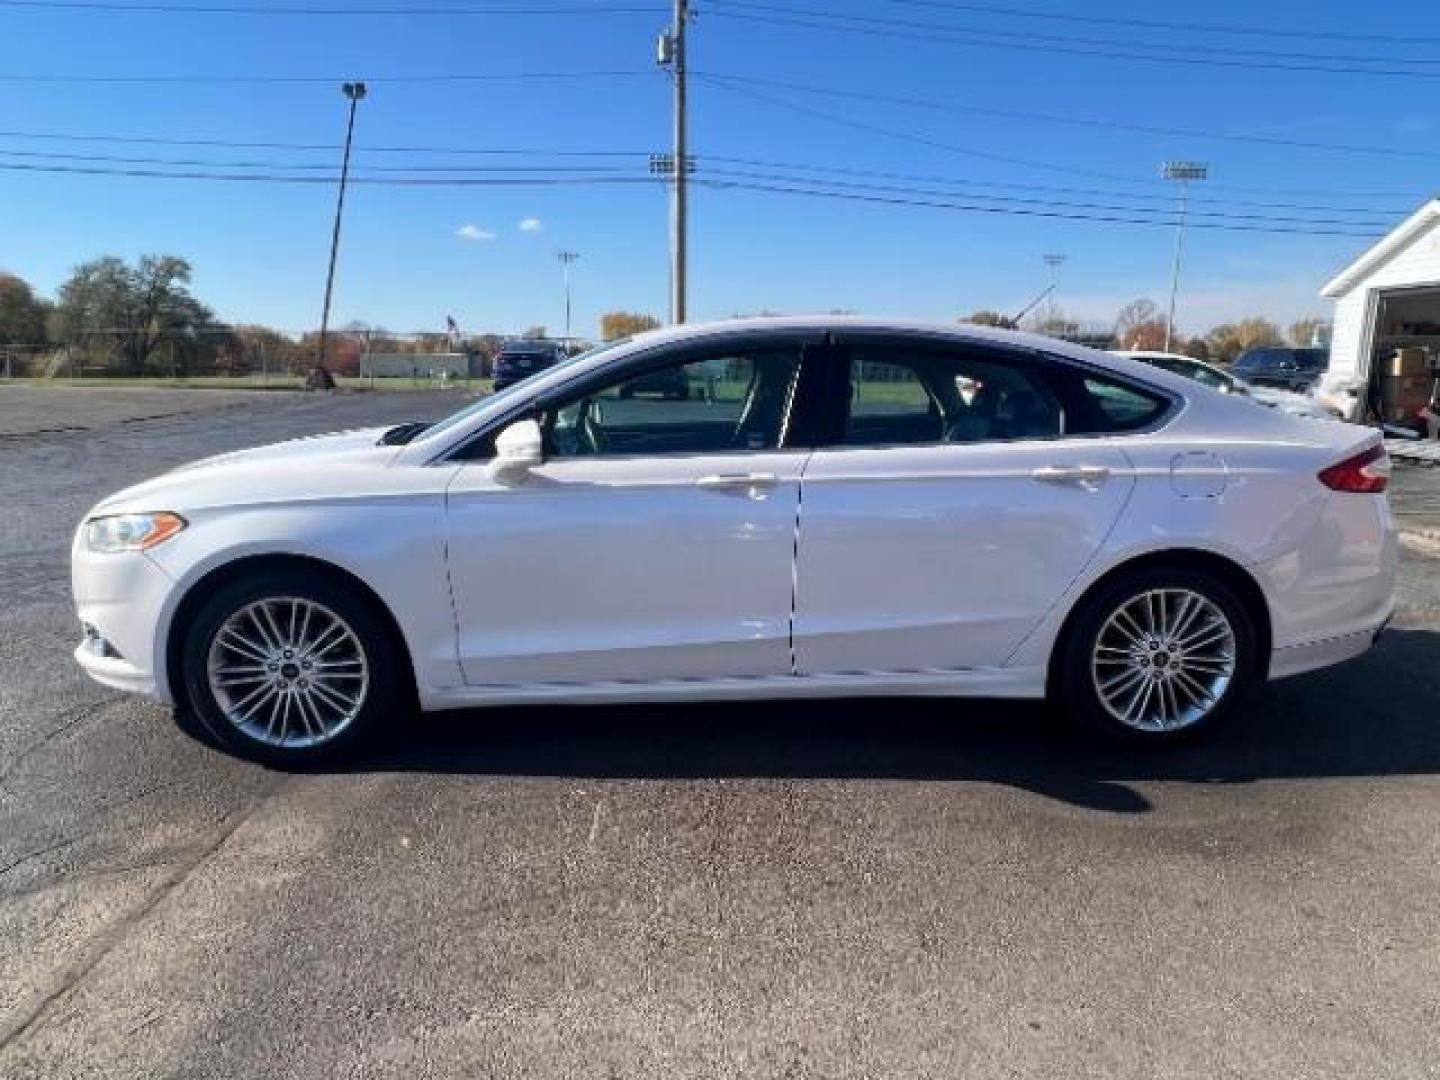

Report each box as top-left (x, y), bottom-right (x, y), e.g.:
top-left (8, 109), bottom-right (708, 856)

top-left (418, 666), bottom-right (1048, 711)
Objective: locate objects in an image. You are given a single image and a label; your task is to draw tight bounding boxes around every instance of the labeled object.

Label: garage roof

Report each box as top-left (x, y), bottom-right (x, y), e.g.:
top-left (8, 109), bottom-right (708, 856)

top-left (1321, 198), bottom-right (1440, 299)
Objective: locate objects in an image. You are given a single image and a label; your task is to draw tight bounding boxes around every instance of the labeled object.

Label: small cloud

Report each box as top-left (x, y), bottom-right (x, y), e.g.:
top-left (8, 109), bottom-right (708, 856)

top-left (518, 217), bottom-right (544, 233)
top-left (455, 224), bottom-right (495, 242)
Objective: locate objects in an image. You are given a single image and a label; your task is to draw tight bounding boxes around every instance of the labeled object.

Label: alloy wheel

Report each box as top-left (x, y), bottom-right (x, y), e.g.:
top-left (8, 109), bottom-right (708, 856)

top-left (206, 597), bottom-right (370, 749)
top-left (1090, 588), bottom-right (1237, 733)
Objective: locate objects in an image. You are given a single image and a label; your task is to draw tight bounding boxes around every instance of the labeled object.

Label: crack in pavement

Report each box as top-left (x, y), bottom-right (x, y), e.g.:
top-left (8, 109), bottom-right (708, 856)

top-left (0, 696), bottom-right (127, 784)
top-left (0, 771), bottom-right (291, 1052)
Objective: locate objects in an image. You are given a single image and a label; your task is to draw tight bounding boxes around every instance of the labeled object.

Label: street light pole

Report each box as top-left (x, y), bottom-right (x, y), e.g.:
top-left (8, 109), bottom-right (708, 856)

top-left (1162, 160), bottom-right (1207, 353)
top-left (1042, 253), bottom-right (1067, 328)
top-left (317, 80), bottom-right (367, 375)
top-left (556, 250), bottom-right (580, 344)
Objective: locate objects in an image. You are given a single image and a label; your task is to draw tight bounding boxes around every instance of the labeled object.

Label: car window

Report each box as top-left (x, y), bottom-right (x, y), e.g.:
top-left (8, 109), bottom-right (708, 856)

top-left (1075, 376), bottom-right (1167, 431)
top-left (1150, 356), bottom-right (1227, 391)
top-left (544, 347), bottom-right (802, 458)
top-left (841, 346), bottom-right (1064, 446)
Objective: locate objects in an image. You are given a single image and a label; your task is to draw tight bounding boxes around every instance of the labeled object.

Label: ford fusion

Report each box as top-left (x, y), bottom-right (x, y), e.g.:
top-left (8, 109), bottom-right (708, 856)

top-left (73, 319), bottom-right (1396, 763)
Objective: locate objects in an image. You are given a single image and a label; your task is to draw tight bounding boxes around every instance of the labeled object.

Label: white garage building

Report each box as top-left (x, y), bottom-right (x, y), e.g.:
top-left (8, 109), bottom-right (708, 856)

top-left (1319, 198), bottom-right (1440, 422)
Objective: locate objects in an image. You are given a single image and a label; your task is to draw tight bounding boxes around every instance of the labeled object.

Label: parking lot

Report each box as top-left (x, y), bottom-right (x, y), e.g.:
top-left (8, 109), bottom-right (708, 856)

top-left (3, 386), bottom-right (1439, 1078)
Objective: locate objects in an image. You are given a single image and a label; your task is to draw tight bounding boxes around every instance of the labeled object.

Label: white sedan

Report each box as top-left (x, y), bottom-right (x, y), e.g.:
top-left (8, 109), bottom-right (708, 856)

top-left (73, 318), bottom-right (1396, 762)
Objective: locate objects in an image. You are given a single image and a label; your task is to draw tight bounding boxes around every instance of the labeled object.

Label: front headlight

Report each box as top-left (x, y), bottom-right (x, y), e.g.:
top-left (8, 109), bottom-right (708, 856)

top-left (84, 512), bottom-right (187, 553)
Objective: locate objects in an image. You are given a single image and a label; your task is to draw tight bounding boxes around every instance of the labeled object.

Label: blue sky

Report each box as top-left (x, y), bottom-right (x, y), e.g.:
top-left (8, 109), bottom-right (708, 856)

top-left (1, 0), bottom-right (1436, 338)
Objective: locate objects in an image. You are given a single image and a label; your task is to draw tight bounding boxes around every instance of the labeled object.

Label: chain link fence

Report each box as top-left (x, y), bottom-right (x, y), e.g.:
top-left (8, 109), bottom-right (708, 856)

top-left (0, 329), bottom-right (559, 389)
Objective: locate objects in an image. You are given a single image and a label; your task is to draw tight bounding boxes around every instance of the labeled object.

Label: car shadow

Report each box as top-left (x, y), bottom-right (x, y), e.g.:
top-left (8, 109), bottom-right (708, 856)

top-left (294, 628), bottom-right (1440, 814)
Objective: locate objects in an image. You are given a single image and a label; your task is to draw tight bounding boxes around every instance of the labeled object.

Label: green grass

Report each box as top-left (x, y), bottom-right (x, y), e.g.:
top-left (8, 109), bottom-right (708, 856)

top-left (0, 375), bottom-right (494, 393)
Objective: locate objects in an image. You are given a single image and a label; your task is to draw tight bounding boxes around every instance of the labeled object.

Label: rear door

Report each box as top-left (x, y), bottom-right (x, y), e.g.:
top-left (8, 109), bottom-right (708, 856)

top-left (793, 336), bottom-right (1160, 675)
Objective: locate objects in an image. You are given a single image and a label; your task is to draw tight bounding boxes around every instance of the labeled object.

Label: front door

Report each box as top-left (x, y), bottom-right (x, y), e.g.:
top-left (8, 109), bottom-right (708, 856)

top-left (446, 343), bottom-right (808, 686)
top-left (793, 337), bottom-right (1157, 674)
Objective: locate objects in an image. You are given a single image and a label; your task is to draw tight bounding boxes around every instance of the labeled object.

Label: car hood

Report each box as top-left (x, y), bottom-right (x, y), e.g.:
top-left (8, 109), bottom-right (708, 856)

top-left (87, 426), bottom-right (410, 517)
top-left (168, 426), bottom-right (396, 473)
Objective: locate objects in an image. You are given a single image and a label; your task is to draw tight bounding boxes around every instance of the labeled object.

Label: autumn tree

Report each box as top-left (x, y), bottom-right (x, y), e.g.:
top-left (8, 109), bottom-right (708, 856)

top-left (0, 273), bottom-right (51, 345)
top-left (1288, 317), bottom-right (1331, 347)
top-left (1206, 317), bottom-right (1282, 364)
top-left (600, 311), bottom-right (662, 340)
top-left (1113, 298), bottom-right (1175, 351)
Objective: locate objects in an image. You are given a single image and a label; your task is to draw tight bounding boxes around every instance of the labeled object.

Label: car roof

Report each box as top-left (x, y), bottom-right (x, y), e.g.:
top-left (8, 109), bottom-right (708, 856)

top-left (403, 315), bottom-right (1216, 460)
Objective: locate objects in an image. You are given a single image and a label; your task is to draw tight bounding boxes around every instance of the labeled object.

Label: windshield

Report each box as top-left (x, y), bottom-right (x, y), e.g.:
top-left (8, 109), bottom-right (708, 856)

top-left (413, 337), bottom-right (634, 444)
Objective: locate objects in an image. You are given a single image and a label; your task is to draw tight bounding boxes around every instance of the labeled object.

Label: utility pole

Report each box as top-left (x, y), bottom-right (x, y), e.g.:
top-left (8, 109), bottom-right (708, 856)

top-left (1162, 160), bottom-right (1207, 353)
top-left (318, 81), bottom-right (367, 375)
top-left (657, 0), bottom-right (690, 324)
top-left (556, 250), bottom-right (580, 343)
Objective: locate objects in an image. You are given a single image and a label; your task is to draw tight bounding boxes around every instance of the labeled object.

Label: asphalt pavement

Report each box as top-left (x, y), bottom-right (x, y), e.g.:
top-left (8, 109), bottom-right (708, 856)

top-left (2, 386), bottom-right (1439, 1079)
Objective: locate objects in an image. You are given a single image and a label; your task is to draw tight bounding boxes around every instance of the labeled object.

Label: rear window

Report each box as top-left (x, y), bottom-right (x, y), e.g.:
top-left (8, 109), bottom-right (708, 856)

top-left (1072, 375), bottom-right (1169, 432)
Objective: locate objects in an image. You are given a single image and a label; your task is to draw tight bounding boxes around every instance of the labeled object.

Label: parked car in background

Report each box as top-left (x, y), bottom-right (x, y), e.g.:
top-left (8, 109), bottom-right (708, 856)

top-left (1112, 351), bottom-right (1336, 420)
top-left (1232, 346), bottom-right (1330, 392)
top-left (492, 340), bottom-right (568, 391)
top-left (618, 363), bottom-right (689, 400)
top-left (73, 318), bottom-right (1395, 764)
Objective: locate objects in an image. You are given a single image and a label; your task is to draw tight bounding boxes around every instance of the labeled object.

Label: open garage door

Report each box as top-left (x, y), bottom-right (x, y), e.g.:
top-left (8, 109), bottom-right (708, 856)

top-left (1362, 285), bottom-right (1440, 433)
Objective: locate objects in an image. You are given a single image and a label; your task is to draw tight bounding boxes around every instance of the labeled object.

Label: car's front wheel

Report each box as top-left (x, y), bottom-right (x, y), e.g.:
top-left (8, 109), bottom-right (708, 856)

top-left (1056, 566), bottom-right (1257, 743)
top-left (180, 570), bottom-right (404, 764)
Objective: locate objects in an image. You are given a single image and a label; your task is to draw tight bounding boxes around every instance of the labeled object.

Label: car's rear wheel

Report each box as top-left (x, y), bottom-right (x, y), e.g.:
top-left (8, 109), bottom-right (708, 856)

top-left (1056, 566), bottom-right (1257, 743)
top-left (180, 570), bottom-right (403, 764)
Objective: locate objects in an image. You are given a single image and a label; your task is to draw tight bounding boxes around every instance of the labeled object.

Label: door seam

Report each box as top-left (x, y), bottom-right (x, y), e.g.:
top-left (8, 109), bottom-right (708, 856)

top-left (788, 450), bottom-right (817, 676)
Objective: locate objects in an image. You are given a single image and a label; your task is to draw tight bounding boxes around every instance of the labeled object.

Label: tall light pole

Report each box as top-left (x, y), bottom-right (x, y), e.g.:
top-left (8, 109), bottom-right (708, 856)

top-left (657, 0), bottom-right (690, 324)
top-left (556, 249), bottom-right (580, 343)
top-left (1162, 160), bottom-right (1207, 353)
top-left (317, 80), bottom-right (366, 374)
top-left (1042, 253), bottom-right (1067, 329)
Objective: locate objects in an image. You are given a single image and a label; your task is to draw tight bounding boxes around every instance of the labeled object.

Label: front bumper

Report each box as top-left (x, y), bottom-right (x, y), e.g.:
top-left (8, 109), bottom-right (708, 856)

top-left (73, 638), bottom-right (158, 695)
top-left (71, 538), bottom-right (178, 703)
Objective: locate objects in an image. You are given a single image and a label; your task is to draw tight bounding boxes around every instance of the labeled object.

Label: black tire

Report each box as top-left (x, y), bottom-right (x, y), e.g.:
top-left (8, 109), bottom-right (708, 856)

top-left (1054, 565), bottom-right (1258, 745)
top-left (180, 569), bottom-right (407, 765)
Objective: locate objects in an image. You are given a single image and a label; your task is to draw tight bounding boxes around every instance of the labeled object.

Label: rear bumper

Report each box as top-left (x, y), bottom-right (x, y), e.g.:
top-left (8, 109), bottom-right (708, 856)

top-left (1267, 611), bottom-right (1390, 681)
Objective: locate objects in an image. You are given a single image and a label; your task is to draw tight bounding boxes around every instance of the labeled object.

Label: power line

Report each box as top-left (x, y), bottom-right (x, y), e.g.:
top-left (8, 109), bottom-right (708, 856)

top-left (1, 122), bottom-right (1424, 205)
top-left (699, 71), bottom-right (1440, 162)
top-left (700, 167), bottom-right (1396, 230)
top-left (698, 75), bottom-right (1435, 200)
top-left (0, 156), bottom-right (1391, 234)
top-left (0, 68), bottom-right (650, 83)
top-left (711, 1), bottom-right (1440, 67)
top-left (878, 0), bottom-right (1440, 47)
top-left (0, 127), bottom-right (646, 156)
top-left (697, 73), bottom-right (1160, 187)
top-left (0, 148), bottom-right (643, 172)
top-left (701, 155), bottom-right (1421, 213)
top-left (695, 176), bottom-right (1386, 238)
top-left (0, 0), bottom-right (663, 13)
top-left (0, 160), bottom-right (664, 185)
top-left (703, 3), bottom-right (1440, 79)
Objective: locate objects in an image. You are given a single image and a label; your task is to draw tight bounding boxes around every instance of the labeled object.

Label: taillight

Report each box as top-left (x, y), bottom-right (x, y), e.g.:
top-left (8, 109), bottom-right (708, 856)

top-left (1318, 443), bottom-right (1390, 493)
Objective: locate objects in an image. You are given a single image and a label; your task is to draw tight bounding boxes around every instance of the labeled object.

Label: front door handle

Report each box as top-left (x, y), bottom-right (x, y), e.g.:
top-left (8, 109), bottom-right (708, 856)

top-left (696, 472), bottom-right (779, 498)
top-left (1032, 464), bottom-right (1110, 485)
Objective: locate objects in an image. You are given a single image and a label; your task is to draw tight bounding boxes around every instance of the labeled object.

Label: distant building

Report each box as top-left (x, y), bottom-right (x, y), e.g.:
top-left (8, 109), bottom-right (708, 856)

top-left (360, 351), bottom-right (478, 378)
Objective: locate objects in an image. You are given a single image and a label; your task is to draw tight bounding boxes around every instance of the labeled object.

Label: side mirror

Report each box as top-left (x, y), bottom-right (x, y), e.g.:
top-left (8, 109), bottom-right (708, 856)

top-left (487, 418), bottom-right (544, 483)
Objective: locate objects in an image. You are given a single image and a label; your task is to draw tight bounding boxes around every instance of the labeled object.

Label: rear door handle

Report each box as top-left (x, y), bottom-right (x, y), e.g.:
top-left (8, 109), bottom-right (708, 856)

top-left (696, 472), bottom-right (779, 498)
top-left (1032, 464), bottom-right (1110, 485)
